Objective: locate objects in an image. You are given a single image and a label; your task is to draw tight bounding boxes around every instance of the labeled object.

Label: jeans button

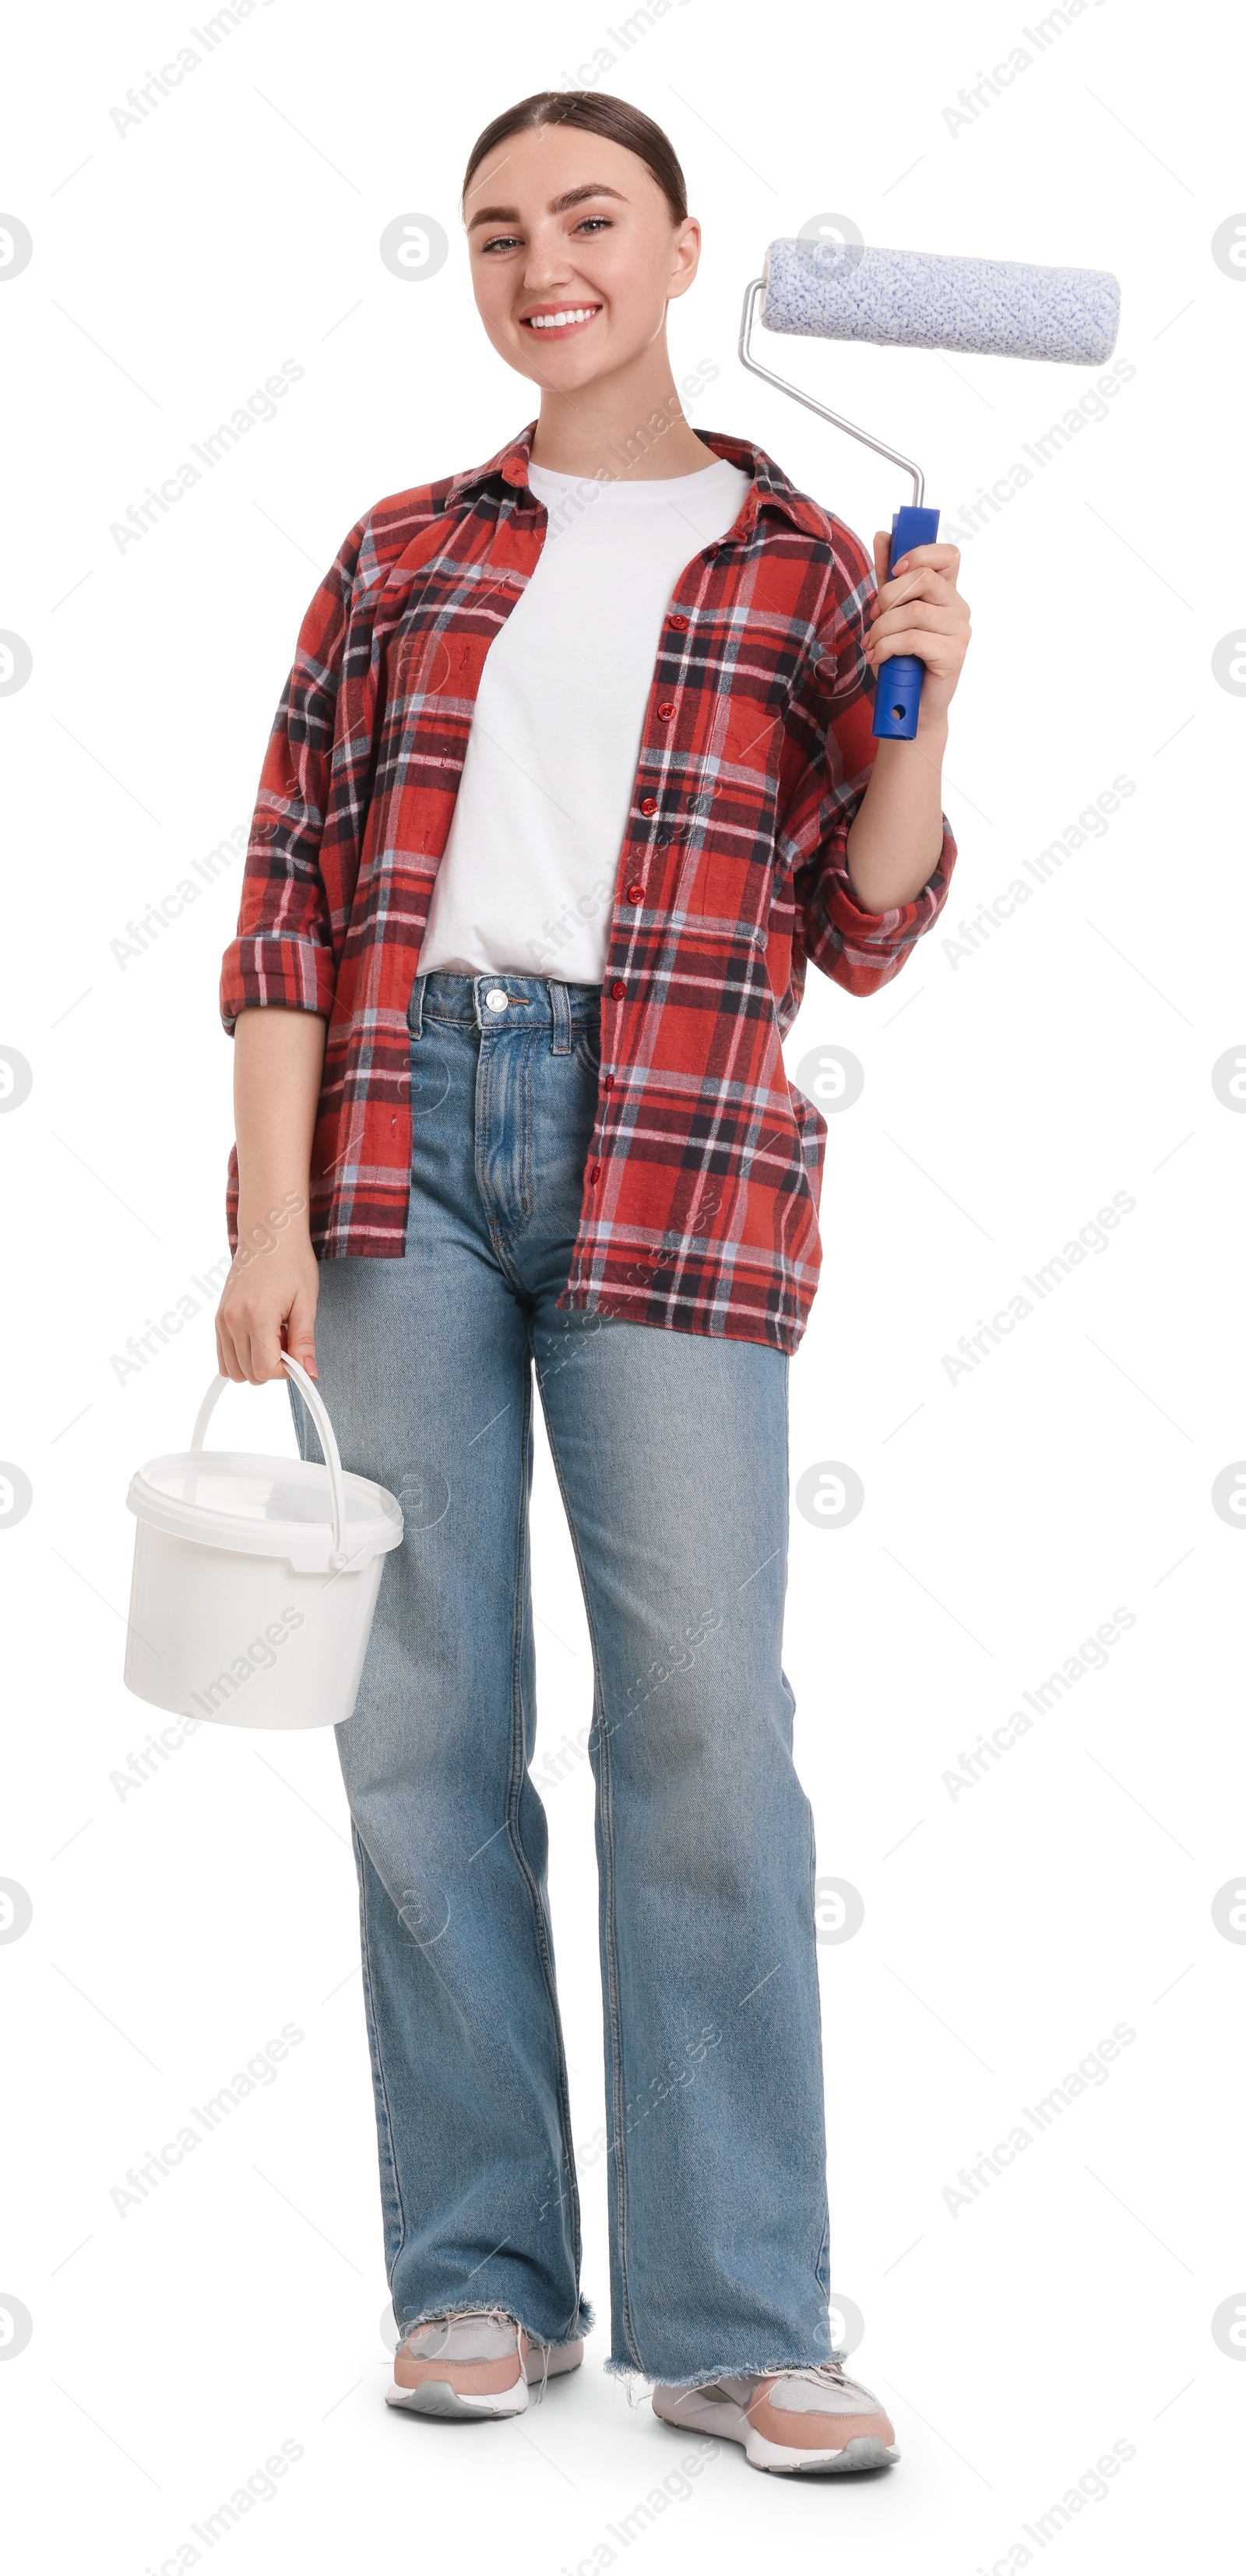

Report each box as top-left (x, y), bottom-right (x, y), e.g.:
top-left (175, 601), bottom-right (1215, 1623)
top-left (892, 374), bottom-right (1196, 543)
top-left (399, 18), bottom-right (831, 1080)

top-left (484, 988), bottom-right (509, 1012)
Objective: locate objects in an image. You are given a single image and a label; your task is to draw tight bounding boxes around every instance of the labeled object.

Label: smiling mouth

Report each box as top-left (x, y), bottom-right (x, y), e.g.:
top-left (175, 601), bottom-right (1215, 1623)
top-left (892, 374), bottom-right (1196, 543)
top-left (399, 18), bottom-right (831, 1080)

top-left (519, 305), bottom-right (603, 334)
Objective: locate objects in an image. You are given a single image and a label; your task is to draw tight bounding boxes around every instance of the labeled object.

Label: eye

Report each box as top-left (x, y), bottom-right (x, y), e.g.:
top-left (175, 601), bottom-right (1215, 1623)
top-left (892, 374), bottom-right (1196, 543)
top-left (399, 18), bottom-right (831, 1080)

top-left (574, 215), bottom-right (612, 235)
top-left (480, 231), bottom-right (522, 255)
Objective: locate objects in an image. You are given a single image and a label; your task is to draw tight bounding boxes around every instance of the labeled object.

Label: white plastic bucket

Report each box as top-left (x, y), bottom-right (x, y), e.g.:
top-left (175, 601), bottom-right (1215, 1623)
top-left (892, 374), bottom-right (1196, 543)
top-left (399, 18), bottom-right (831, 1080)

top-left (124, 1355), bottom-right (403, 1730)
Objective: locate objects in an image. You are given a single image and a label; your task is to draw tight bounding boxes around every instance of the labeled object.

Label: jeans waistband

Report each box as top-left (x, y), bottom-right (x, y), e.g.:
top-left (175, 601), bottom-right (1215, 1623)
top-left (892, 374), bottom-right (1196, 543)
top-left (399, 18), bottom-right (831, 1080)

top-left (409, 971), bottom-right (602, 1049)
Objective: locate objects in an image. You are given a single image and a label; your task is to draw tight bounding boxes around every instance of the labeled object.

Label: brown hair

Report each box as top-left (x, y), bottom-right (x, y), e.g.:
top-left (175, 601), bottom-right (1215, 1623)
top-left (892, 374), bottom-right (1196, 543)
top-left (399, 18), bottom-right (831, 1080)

top-left (462, 92), bottom-right (688, 226)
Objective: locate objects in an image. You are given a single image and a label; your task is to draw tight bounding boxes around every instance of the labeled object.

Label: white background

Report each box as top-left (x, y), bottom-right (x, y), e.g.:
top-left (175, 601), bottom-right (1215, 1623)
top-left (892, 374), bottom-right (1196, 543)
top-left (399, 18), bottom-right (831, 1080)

top-left (2, 0), bottom-right (1243, 2568)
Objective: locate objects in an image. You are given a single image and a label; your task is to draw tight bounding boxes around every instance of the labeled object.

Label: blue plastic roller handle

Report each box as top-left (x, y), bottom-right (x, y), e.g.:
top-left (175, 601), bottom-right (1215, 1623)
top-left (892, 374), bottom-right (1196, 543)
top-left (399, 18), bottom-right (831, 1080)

top-left (871, 504), bottom-right (941, 742)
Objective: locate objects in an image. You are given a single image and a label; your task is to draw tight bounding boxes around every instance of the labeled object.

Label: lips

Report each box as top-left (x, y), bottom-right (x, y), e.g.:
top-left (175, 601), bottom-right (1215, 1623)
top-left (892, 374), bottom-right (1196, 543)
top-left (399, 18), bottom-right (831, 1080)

top-left (519, 304), bottom-right (602, 335)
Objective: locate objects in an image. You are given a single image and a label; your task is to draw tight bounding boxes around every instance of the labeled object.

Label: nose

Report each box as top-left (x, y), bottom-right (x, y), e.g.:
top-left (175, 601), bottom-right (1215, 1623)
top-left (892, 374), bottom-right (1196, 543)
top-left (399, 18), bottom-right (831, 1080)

top-left (520, 225), bottom-right (575, 293)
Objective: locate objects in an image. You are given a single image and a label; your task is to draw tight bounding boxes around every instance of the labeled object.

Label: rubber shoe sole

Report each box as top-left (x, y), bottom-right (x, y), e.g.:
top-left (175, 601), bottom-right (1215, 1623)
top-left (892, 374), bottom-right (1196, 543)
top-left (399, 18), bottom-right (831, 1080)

top-left (386, 2337), bottom-right (584, 2422)
top-left (653, 2380), bottom-right (899, 2474)
top-left (386, 2375), bottom-right (529, 2421)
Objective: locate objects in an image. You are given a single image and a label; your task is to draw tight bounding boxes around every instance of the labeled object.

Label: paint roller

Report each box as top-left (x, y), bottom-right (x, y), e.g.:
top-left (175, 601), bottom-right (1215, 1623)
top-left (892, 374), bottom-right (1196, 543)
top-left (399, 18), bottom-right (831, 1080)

top-left (738, 239), bottom-right (1121, 738)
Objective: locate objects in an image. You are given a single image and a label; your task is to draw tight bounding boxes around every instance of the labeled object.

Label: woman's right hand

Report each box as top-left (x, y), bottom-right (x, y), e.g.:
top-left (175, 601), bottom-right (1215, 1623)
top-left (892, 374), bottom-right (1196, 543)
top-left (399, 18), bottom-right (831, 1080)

top-left (220, 1006), bottom-right (329, 1384)
top-left (216, 1207), bottom-right (320, 1384)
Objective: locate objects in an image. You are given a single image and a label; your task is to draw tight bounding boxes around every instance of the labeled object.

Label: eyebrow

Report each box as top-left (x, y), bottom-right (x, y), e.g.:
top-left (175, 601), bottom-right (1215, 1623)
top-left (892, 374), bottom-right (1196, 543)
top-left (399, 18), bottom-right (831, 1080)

top-left (467, 183), bottom-right (628, 232)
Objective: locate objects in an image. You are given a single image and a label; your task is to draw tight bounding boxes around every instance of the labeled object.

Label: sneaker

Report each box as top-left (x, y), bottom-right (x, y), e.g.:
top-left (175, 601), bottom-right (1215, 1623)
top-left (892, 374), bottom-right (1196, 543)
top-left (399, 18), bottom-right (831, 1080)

top-left (652, 2359), bottom-right (898, 2474)
top-left (386, 2310), bottom-right (584, 2420)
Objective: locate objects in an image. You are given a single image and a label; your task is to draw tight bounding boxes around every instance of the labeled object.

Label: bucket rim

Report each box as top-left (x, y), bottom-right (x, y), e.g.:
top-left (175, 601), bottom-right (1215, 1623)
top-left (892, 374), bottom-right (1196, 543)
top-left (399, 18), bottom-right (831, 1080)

top-left (127, 1448), bottom-right (404, 1573)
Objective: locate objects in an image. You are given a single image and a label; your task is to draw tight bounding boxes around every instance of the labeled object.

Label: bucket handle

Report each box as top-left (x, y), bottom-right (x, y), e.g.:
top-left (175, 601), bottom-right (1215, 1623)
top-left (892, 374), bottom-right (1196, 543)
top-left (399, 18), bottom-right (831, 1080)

top-left (190, 1356), bottom-right (352, 1573)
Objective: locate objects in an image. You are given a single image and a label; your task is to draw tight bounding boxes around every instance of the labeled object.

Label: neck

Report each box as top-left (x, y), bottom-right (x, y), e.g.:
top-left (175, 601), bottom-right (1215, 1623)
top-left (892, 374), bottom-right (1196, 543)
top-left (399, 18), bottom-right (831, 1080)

top-left (530, 332), bottom-right (713, 482)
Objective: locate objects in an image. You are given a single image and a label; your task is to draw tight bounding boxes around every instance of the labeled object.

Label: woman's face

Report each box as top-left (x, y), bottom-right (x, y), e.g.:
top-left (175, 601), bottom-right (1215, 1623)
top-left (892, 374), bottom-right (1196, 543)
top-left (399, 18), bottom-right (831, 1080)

top-left (465, 123), bottom-right (700, 393)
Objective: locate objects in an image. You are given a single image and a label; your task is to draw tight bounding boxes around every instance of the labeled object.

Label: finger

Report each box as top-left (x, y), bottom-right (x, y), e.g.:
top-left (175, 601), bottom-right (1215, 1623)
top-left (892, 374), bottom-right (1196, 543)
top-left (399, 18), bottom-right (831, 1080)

top-left (870, 628), bottom-right (965, 669)
top-left (231, 1320), bottom-right (259, 1386)
top-left (868, 603), bottom-right (965, 650)
top-left (224, 1302), bottom-right (268, 1385)
top-left (216, 1314), bottom-right (246, 1383)
top-left (864, 615), bottom-right (973, 659)
top-left (283, 1286), bottom-right (319, 1382)
top-left (875, 565), bottom-right (963, 614)
top-left (871, 604), bottom-right (966, 639)
top-left (888, 541), bottom-right (961, 580)
top-left (247, 1308), bottom-right (287, 1383)
top-left (871, 529), bottom-right (892, 594)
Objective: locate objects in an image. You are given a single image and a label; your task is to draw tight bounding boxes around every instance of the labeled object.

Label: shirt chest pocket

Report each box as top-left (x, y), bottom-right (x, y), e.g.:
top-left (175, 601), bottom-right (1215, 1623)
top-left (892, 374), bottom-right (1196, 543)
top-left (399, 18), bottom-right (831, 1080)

top-left (682, 845), bottom-right (771, 943)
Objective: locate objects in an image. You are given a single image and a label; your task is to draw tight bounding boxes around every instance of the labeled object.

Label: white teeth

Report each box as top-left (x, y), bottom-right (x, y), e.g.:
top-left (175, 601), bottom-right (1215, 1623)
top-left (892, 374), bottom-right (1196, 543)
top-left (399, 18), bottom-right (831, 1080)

top-left (527, 308), bottom-right (597, 329)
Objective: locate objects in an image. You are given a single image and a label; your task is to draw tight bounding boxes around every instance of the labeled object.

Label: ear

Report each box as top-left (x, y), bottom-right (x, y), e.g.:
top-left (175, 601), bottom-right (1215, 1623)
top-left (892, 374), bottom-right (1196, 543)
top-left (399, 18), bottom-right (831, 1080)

top-left (667, 216), bottom-right (702, 299)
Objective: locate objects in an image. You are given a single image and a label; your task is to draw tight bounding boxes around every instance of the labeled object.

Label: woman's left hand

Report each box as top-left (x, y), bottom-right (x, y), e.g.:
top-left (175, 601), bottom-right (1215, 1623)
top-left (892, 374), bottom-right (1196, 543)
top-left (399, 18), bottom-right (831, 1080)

top-left (865, 535), bottom-right (971, 724)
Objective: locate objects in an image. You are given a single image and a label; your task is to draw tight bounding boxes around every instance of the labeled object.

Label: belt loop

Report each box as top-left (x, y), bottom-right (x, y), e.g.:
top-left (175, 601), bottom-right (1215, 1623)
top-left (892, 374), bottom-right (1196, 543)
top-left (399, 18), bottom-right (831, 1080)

top-left (550, 978), bottom-right (571, 1055)
top-left (407, 973), bottom-right (425, 1041)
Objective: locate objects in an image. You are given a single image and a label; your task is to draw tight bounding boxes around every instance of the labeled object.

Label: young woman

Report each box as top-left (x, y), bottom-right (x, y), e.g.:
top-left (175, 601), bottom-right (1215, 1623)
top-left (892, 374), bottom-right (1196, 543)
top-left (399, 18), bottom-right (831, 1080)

top-left (216, 92), bottom-right (969, 2476)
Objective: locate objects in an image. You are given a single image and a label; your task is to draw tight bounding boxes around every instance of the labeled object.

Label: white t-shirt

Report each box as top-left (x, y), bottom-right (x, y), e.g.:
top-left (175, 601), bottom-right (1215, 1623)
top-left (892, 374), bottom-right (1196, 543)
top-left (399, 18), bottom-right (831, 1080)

top-left (416, 453), bottom-right (751, 984)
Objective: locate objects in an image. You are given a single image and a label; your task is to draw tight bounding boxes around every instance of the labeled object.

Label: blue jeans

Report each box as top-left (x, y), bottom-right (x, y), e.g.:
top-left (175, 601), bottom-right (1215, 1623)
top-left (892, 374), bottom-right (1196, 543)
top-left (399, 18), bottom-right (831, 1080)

top-left (293, 971), bottom-right (832, 2383)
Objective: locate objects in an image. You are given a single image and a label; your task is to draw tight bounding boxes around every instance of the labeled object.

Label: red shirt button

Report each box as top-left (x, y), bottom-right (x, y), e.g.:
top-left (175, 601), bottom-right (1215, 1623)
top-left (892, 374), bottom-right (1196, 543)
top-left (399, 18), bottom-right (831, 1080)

top-left (589, 1161), bottom-right (601, 1185)
top-left (610, 980), bottom-right (625, 1000)
top-left (639, 797), bottom-right (658, 816)
top-left (600, 1073), bottom-right (614, 1091)
top-left (627, 883), bottom-right (644, 902)
top-left (668, 613), bottom-right (688, 630)
top-left (657, 701), bottom-right (675, 721)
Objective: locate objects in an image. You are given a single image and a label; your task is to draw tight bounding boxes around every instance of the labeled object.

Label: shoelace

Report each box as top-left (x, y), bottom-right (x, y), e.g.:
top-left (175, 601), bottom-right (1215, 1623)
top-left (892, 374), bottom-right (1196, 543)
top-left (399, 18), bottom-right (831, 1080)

top-left (656, 2354), bottom-right (873, 2418)
top-left (741, 2359), bottom-right (875, 2411)
top-left (749, 2355), bottom-right (878, 2410)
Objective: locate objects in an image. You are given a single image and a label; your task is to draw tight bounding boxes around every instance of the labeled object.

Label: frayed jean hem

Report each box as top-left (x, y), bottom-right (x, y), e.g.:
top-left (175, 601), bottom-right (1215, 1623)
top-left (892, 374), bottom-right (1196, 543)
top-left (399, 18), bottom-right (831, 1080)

top-left (604, 2344), bottom-right (839, 2390)
top-left (396, 2296), bottom-right (596, 2349)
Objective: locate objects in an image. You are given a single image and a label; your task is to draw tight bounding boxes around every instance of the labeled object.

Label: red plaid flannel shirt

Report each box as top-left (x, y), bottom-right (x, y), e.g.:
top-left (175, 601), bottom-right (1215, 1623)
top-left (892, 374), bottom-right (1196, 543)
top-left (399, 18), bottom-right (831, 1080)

top-left (220, 422), bottom-right (956, 1354)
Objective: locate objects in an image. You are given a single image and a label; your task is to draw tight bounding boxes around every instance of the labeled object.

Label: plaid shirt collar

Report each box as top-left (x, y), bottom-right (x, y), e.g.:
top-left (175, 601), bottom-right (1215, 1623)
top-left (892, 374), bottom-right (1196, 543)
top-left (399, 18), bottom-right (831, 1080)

top-left (444, 418), bottom-right (829, 544)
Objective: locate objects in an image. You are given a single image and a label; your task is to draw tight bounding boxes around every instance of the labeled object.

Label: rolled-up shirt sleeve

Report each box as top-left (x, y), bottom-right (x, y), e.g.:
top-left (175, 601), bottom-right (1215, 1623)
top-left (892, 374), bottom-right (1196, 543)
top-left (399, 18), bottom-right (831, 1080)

top-left (783, 522), bottom-right (957, 998)
top-left (219, 519), bottom-right (365, 1033)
